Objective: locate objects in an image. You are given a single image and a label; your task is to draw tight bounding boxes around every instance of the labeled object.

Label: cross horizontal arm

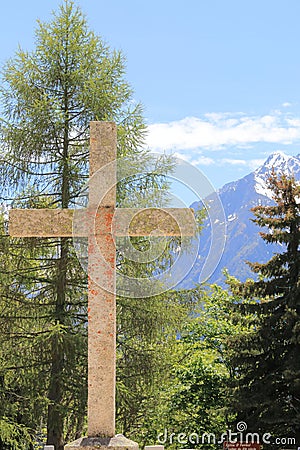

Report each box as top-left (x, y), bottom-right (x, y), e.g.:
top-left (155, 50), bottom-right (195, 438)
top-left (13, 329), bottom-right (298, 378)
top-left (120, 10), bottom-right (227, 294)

top-left (113, 208), bottom-right (196, 236)
top-left (9, 209), bottom-right (78, 237)
top-left (9, 208), bottom-right (196, 237)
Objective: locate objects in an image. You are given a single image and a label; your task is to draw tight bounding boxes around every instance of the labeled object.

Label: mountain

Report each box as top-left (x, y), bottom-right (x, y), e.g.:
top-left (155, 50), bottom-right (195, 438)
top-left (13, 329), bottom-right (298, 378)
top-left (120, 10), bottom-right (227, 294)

top-left (182, 152), bottom-right (300, 287)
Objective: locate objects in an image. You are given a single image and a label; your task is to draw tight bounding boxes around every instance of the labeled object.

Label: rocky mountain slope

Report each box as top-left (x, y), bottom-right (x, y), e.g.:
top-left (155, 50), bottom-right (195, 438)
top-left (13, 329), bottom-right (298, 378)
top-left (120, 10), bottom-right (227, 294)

top-left (182, 152), bottom-right (300, 287)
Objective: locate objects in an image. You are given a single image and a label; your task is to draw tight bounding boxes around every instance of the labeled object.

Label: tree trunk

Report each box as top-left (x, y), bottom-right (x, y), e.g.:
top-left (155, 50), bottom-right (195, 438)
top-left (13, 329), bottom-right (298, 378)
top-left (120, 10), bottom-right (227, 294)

top-left (47, 237), bottom-right (69, 450)
top-left (46, 62), bottom-right (71, 448)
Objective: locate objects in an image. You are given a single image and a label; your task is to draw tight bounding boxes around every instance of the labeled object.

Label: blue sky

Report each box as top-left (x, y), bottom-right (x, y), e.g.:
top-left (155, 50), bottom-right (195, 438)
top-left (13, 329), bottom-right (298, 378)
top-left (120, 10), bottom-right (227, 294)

top-left (1, 0), bottom-right (300, 192)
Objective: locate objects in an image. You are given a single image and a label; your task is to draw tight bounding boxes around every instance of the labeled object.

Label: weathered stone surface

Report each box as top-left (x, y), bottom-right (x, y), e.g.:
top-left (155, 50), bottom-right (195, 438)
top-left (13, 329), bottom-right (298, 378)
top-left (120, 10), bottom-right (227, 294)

top-left (9, 209), bottom-right (77, 237)
top-left (65, 434), bottom-right (139, 450)
top-left (9, 122), bottom-right (196, 445)
top-left (144, 446), bottom-right (164, 450)
top-left (89, 121), bottom-right (117, 207)
top-left (87, 123), bottom-right (117, 437)
top-left (10, 207), bottom-right (195, 238)
top-left (88, 211), bottom-right (116, 437)
top-left (114, 208), bottom-right (195, 236)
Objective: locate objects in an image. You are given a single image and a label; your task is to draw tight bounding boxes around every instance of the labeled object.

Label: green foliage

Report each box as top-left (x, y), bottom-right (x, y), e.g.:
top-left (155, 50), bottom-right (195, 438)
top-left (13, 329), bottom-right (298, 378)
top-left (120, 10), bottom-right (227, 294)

top-left (0, 210), bottom-right (87, 447)
top-left (0, 418), bottom-right (33, 450)
top-left (135, 286), bottom-right (244, 449)
top-left (0, 0), bottom-right (146, 200)
top-left (228, 172), bottom-right (300, 445)
top-left (0, 2), bottom-right (186, 449)
top-left (115, 287), bottom-right (199, 442)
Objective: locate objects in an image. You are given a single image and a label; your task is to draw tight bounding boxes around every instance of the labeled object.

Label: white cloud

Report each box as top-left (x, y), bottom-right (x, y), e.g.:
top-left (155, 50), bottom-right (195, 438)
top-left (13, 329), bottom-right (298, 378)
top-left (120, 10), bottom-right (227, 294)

top-left (146, 111), bottom-right (300, 152)
top-left (220, 158), bottom-right (247, 166)
top-left (172, 152), bottom-right (214, 166)
top-left (218, 158), bottom-right (266, 170)
top-left (287, 118), bottom-right (300, 127)
top-left (172, 154), bottom-right (269, 171)
top-left (193, 156), bottom-right (214, 166)
top-left (172, 152), bottom-right (191, 162)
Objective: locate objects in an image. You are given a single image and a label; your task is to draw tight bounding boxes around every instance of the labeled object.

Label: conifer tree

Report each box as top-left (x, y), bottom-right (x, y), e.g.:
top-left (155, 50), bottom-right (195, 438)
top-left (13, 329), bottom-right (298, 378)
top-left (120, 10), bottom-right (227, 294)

top-left (229, 171), bottom-right (300, 446)
top-left (0, 2), bottom-right (176, 449)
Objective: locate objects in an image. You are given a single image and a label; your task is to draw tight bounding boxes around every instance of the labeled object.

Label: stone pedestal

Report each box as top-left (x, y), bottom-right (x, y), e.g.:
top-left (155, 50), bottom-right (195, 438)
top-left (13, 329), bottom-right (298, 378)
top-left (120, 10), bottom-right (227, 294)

top-left (145, 447), bottom-right (164, 450)
top-left (65, 434), bottom-right (139, 450)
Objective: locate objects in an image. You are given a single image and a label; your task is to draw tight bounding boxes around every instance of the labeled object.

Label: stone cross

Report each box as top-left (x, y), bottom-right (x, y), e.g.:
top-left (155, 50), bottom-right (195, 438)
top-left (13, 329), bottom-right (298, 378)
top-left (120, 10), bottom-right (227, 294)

top-left (9, 122), bottom-right (195, 447)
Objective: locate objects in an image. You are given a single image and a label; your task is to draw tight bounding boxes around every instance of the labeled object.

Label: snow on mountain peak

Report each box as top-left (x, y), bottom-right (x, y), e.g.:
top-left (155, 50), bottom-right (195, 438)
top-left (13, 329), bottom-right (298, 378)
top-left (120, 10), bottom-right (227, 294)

top-left (254, 152), bottom-right (300, 199)
top-left (256, 151), bottom-right (299, 173)
top-left (264, 151), bottom-right (293, 168)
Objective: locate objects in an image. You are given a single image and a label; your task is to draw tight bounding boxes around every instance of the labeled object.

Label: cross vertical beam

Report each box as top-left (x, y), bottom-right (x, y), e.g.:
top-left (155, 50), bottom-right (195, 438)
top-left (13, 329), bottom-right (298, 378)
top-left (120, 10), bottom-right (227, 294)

top-left (8, 121), bottom-right (197, 450)
top-left (88, 122), bottom-right (117, 437)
